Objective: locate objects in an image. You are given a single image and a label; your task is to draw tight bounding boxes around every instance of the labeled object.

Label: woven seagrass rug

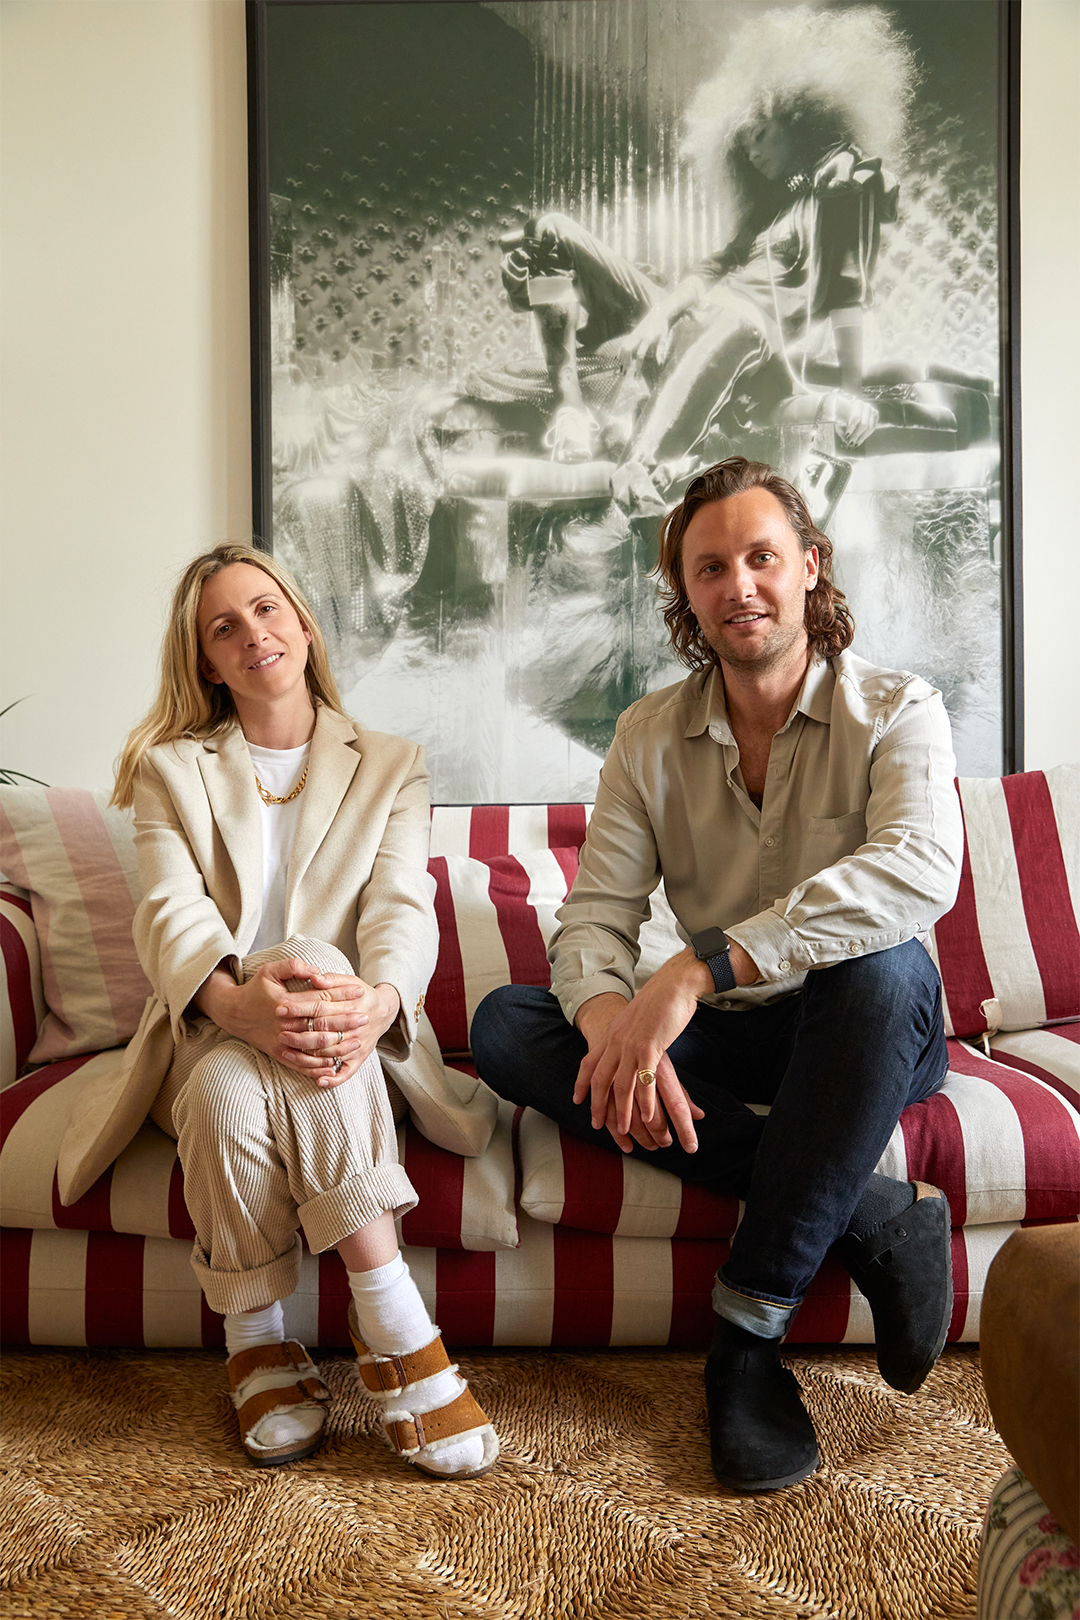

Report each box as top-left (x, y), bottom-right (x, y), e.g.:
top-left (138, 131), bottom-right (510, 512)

top-left (1, 1345), bottom-right (1007, 1620)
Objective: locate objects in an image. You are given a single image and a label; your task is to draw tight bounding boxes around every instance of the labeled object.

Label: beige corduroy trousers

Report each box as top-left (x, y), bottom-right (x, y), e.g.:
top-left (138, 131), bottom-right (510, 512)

top-left (150, 936), bottom-right (417, 1315)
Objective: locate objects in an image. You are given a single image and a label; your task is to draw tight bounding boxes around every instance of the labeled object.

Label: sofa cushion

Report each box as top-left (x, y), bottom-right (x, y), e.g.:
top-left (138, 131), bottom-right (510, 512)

top-left (425, 849), bottom-right (579, 1054)
top-left (988, 1023), bottom-right (1079, 1111)
top-left (0, 1057), bottom-right (519, 1252)
top-left (0, 788), bottom-right (150, 1064)
top-left (515, 1039), bottom-right (1080, 1238)
top-left (929, 767), bottom-right (1080, 1039)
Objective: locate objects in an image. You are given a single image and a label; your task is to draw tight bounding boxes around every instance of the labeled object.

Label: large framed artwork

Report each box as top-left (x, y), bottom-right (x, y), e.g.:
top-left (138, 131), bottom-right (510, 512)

top-left (248, 0), bottom-right (1021, 803)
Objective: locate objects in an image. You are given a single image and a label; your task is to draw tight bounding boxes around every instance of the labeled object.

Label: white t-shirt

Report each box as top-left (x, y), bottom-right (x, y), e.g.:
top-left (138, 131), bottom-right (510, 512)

top-left (247, 740), bottom-right (312, 954)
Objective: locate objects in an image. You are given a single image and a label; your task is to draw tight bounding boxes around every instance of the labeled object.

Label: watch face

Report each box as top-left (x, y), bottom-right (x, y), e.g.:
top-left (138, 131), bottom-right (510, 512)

top-left (692, 926), bottom-right (730, 959)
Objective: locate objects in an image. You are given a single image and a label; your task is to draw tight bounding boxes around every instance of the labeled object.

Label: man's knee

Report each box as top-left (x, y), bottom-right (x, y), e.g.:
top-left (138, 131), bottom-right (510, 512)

top-left (805, 938), bottom-right (942, 1023)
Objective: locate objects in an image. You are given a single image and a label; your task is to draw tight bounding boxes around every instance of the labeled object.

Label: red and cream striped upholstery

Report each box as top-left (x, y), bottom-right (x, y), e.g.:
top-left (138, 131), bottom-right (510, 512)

top-left (2, 772), bottom-right (1079, 1350)
top-left (0, 1055), bottom-right (519, 1251)
top-left (516, 1038), bottom-right (1080, 1238)
top-left (927, 767), bottom-right (1080, 1038)
top-left (0, 1212), bottom-right (1049, 1350)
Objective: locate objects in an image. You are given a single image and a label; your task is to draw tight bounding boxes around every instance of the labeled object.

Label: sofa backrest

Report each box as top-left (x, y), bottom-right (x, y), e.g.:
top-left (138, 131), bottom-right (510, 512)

top-left (3, 767), bottom-right (1078, 1084)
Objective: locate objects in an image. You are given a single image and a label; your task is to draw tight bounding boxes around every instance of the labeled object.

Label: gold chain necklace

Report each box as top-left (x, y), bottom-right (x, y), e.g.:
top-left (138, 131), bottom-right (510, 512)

top-left (254, 765), bottom-right (308, 807)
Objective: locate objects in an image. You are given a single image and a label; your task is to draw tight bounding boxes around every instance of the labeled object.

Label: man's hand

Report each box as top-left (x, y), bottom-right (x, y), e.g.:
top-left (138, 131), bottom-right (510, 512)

top-left (571, 943), bottom-right (760, 1153)
top-left (194, 959), bottom-right (400, 1085)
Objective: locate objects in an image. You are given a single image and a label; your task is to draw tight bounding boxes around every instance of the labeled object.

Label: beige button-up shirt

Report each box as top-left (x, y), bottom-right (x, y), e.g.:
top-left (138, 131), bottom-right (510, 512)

top-left (549, 650), bottom-right (964, 1024)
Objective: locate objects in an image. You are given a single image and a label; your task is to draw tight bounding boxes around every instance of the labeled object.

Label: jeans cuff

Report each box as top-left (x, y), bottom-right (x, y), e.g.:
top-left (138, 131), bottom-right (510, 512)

top-left (712, 1272), bottom-right (799, 1339)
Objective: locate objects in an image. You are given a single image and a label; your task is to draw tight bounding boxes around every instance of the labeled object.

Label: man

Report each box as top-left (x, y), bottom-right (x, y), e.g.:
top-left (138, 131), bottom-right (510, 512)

top-left (471, 456), bottom-right (963, 1493)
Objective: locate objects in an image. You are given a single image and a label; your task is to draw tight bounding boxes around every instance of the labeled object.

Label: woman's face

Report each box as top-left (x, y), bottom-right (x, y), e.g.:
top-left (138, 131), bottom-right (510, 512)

top-left (196, 562), bottom-right (313, 717)
top-left (743, 118), bottom-right (801, 183)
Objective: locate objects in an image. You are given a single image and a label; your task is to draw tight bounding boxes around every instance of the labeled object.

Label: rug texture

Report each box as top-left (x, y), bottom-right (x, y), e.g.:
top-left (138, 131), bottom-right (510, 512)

top-left (1, 1345), bottom-right (1008, 1620)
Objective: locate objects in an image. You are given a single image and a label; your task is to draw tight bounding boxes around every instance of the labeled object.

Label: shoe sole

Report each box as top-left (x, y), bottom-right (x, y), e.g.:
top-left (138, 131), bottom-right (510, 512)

top-left (246, 1432), bottom-right (325, 1467)
top-left (713, 1452), bottom-right (820, 1493)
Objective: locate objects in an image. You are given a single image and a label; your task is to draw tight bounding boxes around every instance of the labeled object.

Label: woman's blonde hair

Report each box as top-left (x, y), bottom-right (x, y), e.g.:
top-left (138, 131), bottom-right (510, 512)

top-left (112, 543), bottom-right (344, 809)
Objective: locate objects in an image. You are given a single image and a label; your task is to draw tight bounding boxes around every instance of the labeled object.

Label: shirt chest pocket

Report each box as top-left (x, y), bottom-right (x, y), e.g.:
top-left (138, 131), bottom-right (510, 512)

top-left (804, 809), bottom-right (867, 867)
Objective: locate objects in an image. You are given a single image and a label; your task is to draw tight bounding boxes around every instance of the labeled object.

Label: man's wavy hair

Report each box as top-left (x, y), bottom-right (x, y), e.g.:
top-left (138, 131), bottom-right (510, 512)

top-left (655, 457), bottom-right (855, 668)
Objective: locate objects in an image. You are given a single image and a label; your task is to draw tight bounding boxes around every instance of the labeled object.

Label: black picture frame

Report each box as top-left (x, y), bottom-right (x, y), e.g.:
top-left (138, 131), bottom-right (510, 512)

top-left (247, 0), bottom-right (1023, 797)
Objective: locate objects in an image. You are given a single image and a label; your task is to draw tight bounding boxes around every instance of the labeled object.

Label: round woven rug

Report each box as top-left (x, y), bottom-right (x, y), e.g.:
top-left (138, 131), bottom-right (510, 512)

top-left (1, 1345), bottom-right (1007, 1619)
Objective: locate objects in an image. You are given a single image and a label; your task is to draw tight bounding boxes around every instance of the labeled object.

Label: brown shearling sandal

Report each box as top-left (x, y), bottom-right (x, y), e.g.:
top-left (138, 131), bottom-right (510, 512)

top-left (227, 1339), bottom-right (331, 1467)
top-left (347, 1303), bottom-right (498, 1479)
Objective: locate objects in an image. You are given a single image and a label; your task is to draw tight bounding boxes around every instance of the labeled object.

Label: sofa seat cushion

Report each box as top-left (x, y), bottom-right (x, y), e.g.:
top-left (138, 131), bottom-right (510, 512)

top-left (0, 1211), bottom-right (1030, 1349)
top-left (516, 1038), bottom-right (1080, 1238)
top-left (0, 1058), bottom-right (519, 1252)
top-left (987, 1023), bottom-right (1079, 1110)
top-left (929, 767), bottom-right (1079, 1039)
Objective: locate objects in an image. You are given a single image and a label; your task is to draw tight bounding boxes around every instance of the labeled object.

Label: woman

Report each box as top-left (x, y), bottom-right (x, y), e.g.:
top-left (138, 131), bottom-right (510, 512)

top-left (109, 542), bottom-right (498, 1477)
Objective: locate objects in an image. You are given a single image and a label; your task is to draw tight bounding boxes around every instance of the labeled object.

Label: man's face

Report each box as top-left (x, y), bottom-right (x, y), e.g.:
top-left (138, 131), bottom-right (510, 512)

top-left (681, 489), bottom-right (819, 677)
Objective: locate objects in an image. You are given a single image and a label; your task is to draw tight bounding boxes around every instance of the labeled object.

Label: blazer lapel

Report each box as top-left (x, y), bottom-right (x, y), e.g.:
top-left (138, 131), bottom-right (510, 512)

top-left (198, 726), bottom-right (264, 953)
top-left (285, 706), bottom-right (362, 919)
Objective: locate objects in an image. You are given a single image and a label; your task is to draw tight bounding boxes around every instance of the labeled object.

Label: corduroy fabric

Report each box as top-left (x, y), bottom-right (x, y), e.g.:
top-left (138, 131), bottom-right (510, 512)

top-left (152, 938), bottom-right (417, 1316)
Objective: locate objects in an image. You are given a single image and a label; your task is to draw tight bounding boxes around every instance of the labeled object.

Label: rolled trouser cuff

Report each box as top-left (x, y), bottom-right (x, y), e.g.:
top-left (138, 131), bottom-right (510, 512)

top-left (713, 1272), bottom-right (799, 1339)
top-left (299, 1165), bottom-right (417, 1255)
top-left (192, 1232), bottom-right (303, 1317)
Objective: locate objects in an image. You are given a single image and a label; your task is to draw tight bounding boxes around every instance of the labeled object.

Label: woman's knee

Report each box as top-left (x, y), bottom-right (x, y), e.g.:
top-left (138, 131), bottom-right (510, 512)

top-left (249, 935), bottom-right (354, 980)
top-left (174, 1040), bottom-right (264, 1142)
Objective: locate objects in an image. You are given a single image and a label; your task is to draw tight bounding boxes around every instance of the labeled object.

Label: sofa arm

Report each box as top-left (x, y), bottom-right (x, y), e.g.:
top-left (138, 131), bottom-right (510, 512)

top-left (1, 882), bottom-right (44, 1089)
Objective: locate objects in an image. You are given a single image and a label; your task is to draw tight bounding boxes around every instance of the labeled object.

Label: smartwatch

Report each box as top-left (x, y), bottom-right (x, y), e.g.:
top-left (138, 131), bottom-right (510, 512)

top-left (690, 926), bottom-right (737, 994)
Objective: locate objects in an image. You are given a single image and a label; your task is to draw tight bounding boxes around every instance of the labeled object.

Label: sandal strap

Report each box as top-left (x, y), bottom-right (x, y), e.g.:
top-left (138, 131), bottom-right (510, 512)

top-left (385, 1387), bottom-right (491, 1457)
top-left (235, 1377), bottom-right (329, 1439)
top-left (347, 1302), bottom-right (453, 1394)
top-left (357, 1339), bottom-right (454, 1395)
top-left (228, 1340), bottom-right (330, 1404)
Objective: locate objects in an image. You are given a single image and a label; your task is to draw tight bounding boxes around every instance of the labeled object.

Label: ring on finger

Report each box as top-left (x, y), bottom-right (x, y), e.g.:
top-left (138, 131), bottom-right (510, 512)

top-left (334, 1030), bottom-right (344, 1045)
top-left (635, 1068), bottom-right (657, 1087)
top-left (306, 1016), bottom-right (315, 1034)
top-left (332, 1056), bottom-right (343, 1073)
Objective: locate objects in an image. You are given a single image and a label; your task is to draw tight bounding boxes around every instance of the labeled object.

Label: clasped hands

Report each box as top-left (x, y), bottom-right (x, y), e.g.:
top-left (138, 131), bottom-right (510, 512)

top-left (194, 958), bottom-right (401, 1088)
top-left (573, 942), bottom-right (758, 1154)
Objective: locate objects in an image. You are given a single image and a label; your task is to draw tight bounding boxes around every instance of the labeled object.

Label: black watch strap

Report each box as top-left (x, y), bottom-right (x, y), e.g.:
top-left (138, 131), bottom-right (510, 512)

top-left (690, 926), bottom-right (737, 994)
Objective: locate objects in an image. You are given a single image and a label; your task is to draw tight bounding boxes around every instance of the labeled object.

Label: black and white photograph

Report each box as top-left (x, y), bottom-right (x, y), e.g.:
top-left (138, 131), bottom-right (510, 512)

top-left (252, 0), bottom-right (1013, 802)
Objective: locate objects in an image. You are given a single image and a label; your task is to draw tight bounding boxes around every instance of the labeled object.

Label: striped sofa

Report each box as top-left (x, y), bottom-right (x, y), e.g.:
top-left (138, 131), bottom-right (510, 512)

top-left (1, 768), bottom-right (1077, 1351)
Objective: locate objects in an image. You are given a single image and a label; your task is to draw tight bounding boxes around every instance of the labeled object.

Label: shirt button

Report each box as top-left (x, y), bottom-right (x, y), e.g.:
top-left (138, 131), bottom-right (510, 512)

top-left (719, 1000), bottom-right (732, 1011)
top-left (764, 836), bottom-right (776, 847)
top-left (778, 958), bottom-right (791, 974)
top-left (848, 942), bottom-right (861, 954)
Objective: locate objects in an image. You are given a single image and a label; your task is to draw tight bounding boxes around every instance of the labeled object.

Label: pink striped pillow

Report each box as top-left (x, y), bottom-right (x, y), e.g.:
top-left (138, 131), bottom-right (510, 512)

top-left (0, 788), bottom-right (150, 1063)
top-left (426, 848), bottom-right (579, 1054)
top-left (516, 1038), bottom-right (1080, 1239)
top-left (929, 767), bottom-right (1080, 1039)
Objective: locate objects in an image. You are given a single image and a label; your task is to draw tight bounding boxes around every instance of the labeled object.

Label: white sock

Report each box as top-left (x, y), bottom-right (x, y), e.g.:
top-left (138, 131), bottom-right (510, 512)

top-left (348, 1255), bottom-right (489, 1477)
top-left (224, 1300), bottom-right (324, 1454)
top-left (224, 1301), bottom-right (285, 1357)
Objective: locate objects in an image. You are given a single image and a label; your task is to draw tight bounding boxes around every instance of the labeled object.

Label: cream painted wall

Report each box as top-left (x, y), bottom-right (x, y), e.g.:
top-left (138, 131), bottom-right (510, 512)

top-left (1019, 0), bottom-right (1080, 770)
top-left (1, 0), bottom-right (251, 790)
top-left (1, 0), bottom-right (1077, 788)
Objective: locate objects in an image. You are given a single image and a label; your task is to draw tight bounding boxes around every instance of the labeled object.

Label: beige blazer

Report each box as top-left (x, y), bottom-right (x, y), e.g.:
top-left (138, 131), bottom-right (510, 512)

top-left (56, 706), bottom-right (496, 1204)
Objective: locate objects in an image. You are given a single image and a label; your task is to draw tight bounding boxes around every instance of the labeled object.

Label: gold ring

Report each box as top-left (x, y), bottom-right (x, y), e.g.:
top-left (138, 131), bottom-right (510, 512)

top-left (335, 1030), bottom-right (344, 1045)
top-left (635, 1068), bottom-right (657, 1087)
top-left (307, 1016), bottom-right (315, 1034)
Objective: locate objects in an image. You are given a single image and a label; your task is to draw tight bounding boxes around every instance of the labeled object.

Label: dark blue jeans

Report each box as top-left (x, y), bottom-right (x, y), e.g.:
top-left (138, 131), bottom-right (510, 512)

top-left (471, 939), bottom-right (948, 1328)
